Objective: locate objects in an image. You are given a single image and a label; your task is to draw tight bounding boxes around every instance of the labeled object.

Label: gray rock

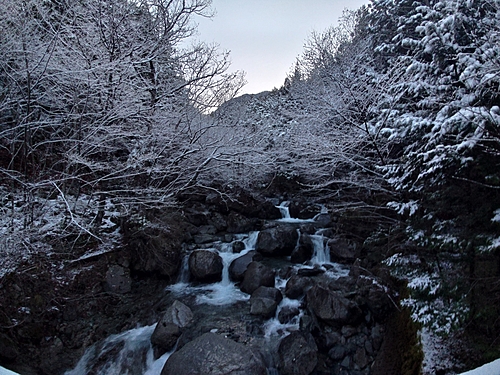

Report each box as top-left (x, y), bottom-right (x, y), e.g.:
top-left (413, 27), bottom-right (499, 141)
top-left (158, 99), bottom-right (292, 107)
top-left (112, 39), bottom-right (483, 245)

top-left (354, 347), bottom-right (368, 369)
top-left (151, 301), bottom-right (193, 356)
top-left (313, 213), bottom-right (332, 227)
top-left (328, 237), bottom-right (360, 262)
top-left (290, 233), bottom-right (314, 264)
top-left (161, 332), bottom-right (267, 375)
top-left (229, 251), bottom-right (263, 282)
top-left (328, 344), bottom-right (346, 361)
top-left (297, 266), bottom-right (325, 277)
top-left (306, 284), bottom-right (362, 326)
top-left (152, 323), bottom-right (180, 354)
top-left (284, 275), bottom-right (313, 299)
top-left (249, 286), bottom-right (283, 318)
top-left (188, 250), bottom-right (223, 282)
top-left (232, 240), bottom-right (246, 253)
top-left (256, 225), bottom-right (299, 257)
top-left (278, 306), bottom-right (300, 324)
top-left (278, 331), bottom-right (318, 375)
top-left (103, 265), bottom-right (131, 294)
top-left (240, 262), bottom-right (275, 294)
top-left (323, 331), bottom-right (342, 349)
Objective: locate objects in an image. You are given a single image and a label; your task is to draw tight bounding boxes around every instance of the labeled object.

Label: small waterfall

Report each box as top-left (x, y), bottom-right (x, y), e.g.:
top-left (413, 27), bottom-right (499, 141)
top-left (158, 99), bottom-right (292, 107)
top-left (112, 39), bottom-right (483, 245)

top-left (243, 230), bottom-right (259, 250)
top-left (275, 201), bottom-right (314, 223)
top-left (263, 297), bottom-right (302, 337)
top-left (194, 233), bottom-right (260, 306)
top-left (276, 201), bottom-right (291, 219)
top-left (64, 325), bottom-right (170, 375)
top-left (176, 253), bottom-right (190, 284)
top-left (310, 234), bottom-right (330, 265)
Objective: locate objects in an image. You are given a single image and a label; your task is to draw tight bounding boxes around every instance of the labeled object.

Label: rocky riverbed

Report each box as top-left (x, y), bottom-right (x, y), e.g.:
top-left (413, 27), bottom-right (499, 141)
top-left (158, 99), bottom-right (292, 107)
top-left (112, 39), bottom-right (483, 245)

top-left (0, 192), bottom-right (422, 375)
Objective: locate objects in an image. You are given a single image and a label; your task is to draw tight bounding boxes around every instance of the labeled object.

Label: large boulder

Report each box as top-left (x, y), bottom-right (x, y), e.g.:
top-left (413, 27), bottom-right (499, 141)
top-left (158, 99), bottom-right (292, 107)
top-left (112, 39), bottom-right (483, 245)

top-left (278, 331), bottom-right (318, 375)
top-left (249, 286), bottom-right (283, 318)
top-left (161, 332), bottom-right (267, 375)
top-left (151, 300), bottom-right (194, 356)
top-left (240, 262), bottom-right (275, 294)
top-left (229, 251), bottom-right (263, 282)
top-left (306, 284), bottom-right (362, 327)
top-left (103, 265), bottom-right (132, 294)
top-left (284, 274), bottom-right (313, 299)
top-left (188, 250), bottom-right (223, 282)
top-left (327, 237), bottom-right (360, 262)
top-left (255, 225), bottom-right (299, 257)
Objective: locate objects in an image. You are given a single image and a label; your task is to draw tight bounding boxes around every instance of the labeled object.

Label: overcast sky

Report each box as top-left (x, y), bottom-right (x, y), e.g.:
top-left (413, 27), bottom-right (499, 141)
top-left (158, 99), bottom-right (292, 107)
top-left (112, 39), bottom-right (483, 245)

top-left (190, 0), bottom-right (369, 95)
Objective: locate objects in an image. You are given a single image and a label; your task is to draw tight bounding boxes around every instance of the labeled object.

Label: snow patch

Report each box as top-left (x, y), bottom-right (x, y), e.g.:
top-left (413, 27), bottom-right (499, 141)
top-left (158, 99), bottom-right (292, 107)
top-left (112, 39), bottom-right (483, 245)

top-left (457, 358), bottom-right (500, 375)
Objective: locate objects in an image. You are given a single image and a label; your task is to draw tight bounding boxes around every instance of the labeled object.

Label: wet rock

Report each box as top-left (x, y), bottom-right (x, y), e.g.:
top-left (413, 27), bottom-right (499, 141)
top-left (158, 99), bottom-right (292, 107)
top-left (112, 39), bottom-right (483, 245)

top-left (232, 241), bottom-right (246, 253)
top-left (193, 233), bottom-right (218, 244)
top-left (306, 284), bottom-right (362, 327)
top-left (256, 225), bottom-right (299, 257)
top-left (188, 250), bottom-right (223, 282)
top-left (313, 213), bottom-right (332, 227)
top-left (290, 233), bottom-right (314, 264)
top-left (240, 262), bottom-right (275, 294)
top-left (103, 265), bottom-right (132, 294)
top-left (152, 322), bottom-right (180, 355)
top-left (229, 251), bottom-right (263, 282)
top-left (297, 266), bottom-right (325, 277)
top-left (278, 306), bottom-right (300, 324)
top-left (249, 286), bottom-right (283, 318)
top-left (161, 332), bottom-right (266, 375)
top-left (155, 300), bottom-right (193, 331)
top-left (149, 291), bottom-right (197, 354)
top-left (284, 275), bottom-right (313, 299)
top-left (287, 201), bottom-right (318, 219)
top-left (328, 237), bottom-right (360, 262)
top-left (278, 331), bottom-right (318, 375)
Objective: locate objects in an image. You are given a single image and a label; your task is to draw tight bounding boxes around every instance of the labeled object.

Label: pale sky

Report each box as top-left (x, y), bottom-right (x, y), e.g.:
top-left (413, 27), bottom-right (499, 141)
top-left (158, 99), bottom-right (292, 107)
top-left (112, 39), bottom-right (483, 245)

top-left (191, 0), bottom-right (369, 95)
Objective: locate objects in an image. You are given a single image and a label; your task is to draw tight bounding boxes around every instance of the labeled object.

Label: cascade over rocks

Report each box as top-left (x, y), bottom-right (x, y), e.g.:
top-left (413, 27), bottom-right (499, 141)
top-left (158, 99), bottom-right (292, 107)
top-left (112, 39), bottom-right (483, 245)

top-left (291, 232), bottom-right (314, 264)
top-left (255, 225), bottom-right (299, 256)
top-left (188, 250), bottom-right (223, 282)
top-left (1, 192), bottom-right (406, 375)
top-left (161, 332), bottom-right (267, 375)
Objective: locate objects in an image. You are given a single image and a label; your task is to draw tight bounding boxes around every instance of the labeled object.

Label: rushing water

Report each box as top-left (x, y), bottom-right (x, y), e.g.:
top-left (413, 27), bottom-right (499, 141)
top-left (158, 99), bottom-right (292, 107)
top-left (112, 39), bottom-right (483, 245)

top-left (64, 325), bottom-right (171, 375)
top-left (168, 231), bottom-right (259, 305)
top-left (65, 204), bottom-right (351, 375)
